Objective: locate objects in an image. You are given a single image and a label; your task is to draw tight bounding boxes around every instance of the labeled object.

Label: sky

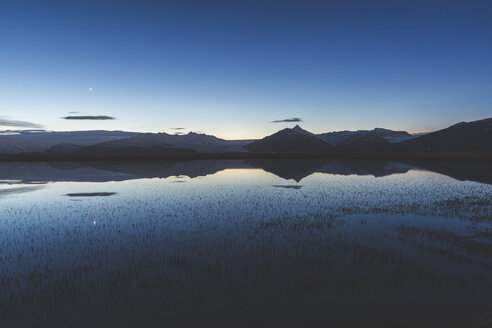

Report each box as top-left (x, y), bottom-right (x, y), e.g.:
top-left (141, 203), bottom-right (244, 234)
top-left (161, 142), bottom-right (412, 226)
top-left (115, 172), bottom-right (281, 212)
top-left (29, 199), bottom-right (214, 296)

top-left (1, 0), bottom-right (491, 139)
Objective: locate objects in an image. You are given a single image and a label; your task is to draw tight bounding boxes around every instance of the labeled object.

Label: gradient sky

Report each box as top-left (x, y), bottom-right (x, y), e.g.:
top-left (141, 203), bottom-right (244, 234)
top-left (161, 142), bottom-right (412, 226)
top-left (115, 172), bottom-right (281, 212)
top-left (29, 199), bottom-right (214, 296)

top-left (1, 0), bottom-right (491, 139)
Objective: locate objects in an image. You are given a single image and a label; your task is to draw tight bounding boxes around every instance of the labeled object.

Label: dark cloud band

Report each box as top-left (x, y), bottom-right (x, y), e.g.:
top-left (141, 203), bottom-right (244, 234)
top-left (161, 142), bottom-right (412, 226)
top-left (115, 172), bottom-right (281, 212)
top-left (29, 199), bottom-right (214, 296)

top-left (65, 192), bottom-right (117, 197)
top-left (63, 116), bottom-right (115, 120)
top-left (271, 117), bottom-right (302, 123)
top-left (0, 118), bottom-right (44, 129)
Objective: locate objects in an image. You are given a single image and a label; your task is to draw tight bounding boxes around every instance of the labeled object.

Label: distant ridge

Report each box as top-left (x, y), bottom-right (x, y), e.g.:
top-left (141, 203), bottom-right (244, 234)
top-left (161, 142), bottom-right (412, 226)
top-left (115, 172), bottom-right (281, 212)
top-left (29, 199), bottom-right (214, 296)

top-left (317, 128), bottom-right (413, 146)
top-left (0, 130), bottom-right (139, 154)
top-left (46, 143), bottom-right (85, 154)
top-left (76, 131), bottom-right (251, 154)
top-left (337, 134), bottom-right (390, 151)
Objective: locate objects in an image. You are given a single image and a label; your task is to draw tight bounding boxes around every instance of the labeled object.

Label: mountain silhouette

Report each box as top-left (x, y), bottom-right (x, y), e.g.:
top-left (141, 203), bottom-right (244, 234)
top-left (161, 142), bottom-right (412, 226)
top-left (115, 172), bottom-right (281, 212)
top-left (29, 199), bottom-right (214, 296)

top-left (396, 118), bottom-right (492, 151)
top-left (0, 118), bottom-right (491, 157)
top-left (244, 125), bottom-right (333, 153)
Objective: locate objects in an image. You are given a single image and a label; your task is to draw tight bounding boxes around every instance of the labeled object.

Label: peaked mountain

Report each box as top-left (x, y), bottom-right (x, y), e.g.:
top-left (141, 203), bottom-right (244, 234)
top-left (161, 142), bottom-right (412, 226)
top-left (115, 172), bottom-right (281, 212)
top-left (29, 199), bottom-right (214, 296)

top-left (317, 128), bottom-right (413, 146)
top-left (395, 118), bottom-right (492, 151)
top-left (244, 125), bottom-right (333, 153)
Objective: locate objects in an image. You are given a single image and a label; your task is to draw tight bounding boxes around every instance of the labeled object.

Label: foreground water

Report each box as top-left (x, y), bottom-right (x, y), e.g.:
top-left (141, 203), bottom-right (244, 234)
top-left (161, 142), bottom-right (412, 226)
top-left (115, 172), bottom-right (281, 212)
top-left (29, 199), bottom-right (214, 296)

top-left (0, 160), bottom-right (491, 327)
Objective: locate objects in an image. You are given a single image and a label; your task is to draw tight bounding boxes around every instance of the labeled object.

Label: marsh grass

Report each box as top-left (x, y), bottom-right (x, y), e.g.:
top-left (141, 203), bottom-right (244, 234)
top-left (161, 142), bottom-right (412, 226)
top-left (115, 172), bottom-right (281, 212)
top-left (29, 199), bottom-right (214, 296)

top-left (0, 169), bottom-right (491, 327)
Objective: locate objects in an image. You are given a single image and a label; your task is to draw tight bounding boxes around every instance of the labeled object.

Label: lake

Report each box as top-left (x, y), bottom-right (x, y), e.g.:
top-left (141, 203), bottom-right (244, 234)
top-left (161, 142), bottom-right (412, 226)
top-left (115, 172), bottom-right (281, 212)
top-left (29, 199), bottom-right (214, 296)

top-left (0, 159), bottom-right (491, 327)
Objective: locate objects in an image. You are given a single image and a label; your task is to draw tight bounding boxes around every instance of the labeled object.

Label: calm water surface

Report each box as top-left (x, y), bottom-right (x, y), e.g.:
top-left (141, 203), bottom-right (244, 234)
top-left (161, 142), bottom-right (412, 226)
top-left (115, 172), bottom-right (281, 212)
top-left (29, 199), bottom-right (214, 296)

top-left (0, 160), bottom-right (491, 327)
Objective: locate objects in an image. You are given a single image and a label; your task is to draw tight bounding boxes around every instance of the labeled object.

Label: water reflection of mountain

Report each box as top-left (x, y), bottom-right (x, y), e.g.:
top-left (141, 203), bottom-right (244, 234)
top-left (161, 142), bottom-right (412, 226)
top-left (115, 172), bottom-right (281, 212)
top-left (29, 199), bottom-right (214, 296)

top-left (0, 160), bottom-right (253, 184)
top-left (86, 160), bottom-right (252, 180)
top-left (0, 159), bottom-right (490, 185)
top-left (245, 159), bottom-right (413, 182)
top-left (402, 160), bottom-right (492, 185)
top-left (244, 159), bottom-right (329, 182)
top-left (0, 161), bottom-right (137, 183)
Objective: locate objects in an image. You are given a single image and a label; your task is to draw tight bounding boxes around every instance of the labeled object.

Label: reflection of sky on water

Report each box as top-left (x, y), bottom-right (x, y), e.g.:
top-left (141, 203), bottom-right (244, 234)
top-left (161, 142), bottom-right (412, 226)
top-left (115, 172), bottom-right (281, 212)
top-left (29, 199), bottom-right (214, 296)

top-left (0, 166), bottom-right (491, 325)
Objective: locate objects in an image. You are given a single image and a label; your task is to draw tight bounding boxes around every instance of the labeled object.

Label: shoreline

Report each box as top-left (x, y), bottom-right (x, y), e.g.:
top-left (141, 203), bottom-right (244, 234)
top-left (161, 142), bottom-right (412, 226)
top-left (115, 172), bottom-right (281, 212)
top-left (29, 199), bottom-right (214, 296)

top-left (1, 151), bottom-right (492, 162)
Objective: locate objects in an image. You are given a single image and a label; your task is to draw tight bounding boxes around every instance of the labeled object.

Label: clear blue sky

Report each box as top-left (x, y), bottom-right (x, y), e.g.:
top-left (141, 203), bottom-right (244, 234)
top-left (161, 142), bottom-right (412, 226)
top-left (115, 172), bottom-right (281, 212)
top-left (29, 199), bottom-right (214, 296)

top-left (1, 0), bottom-right (491, 139)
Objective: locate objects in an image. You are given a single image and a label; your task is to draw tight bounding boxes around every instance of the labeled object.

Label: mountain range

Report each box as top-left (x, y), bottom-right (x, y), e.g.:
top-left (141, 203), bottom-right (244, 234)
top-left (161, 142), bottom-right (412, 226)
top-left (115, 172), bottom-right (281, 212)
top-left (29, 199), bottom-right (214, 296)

top-left (0, 117), bottom-right (490, 157)
top-left (244, 118), bottom-right (491, 153)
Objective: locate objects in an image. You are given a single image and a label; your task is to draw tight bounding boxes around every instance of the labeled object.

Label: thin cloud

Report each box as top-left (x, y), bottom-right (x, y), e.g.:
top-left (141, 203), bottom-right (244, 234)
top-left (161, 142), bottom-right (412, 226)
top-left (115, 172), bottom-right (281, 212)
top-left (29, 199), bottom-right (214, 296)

top-left (273, 185), bottom-right (303, 190)
top-left (0, 129), bottom-right (46, 135)
top-left (271, 117), bottom-right (302, 123)
top-left (0, 186), bottom-right (45, 197)
top-left (0, 117), bottom-right (44, 129)
top-left (65, 192), bottom-right (117, 197)
top-left (171, 127), bottom-right (186, 130)
top-left (63, 115), bottom-right (115, 120)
